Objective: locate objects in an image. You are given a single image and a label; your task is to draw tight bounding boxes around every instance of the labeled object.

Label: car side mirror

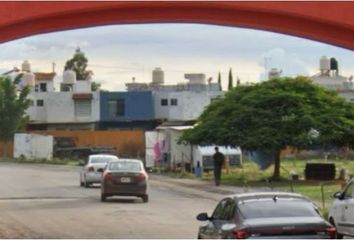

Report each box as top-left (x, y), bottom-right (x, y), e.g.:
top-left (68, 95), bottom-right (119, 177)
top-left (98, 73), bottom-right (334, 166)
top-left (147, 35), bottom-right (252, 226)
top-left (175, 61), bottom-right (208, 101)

top-left (196, 212), bottom-right (209, 221)
top-left (333, 191), bottom-right (343, 200)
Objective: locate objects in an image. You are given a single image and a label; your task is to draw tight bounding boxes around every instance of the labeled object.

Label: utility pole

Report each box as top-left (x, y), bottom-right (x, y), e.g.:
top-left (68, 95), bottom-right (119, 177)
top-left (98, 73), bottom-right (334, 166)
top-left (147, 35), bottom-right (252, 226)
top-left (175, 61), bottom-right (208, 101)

top-left (264, 57), bottom-right (271, 81)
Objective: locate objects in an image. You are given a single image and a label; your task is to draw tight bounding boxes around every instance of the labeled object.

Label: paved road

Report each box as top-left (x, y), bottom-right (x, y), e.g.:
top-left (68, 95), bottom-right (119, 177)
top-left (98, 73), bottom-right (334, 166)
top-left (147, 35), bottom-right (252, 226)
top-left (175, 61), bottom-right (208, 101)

top-left (0, 162), bottom-right (225, 238)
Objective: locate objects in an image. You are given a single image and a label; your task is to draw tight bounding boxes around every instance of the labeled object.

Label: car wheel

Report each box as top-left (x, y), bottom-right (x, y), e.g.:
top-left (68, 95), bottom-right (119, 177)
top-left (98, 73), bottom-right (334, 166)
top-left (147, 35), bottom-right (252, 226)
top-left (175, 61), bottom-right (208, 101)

top-left (329, 218), bottom-right (343, 239)
top-left (84, 179), bottom-right (90, 188)
top-left (141, 194), bottom-right (149, 203)
top-left (197, 234), bottom-right (202, 239)
top-left (101, 194), bottom-right (106, 202)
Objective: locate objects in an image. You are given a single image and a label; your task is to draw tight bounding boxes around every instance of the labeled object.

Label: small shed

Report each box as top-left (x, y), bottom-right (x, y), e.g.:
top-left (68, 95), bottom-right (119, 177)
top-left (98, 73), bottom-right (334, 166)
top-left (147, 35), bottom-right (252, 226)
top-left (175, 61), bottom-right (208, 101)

top-left (193, 145), bottom-right (242, 170)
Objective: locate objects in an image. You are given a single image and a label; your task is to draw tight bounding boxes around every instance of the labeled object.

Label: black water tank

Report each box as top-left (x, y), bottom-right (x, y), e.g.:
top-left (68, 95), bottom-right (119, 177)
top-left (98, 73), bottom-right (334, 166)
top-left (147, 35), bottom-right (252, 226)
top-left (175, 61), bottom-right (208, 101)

top-left (330, 58), bottom-right (338, 71)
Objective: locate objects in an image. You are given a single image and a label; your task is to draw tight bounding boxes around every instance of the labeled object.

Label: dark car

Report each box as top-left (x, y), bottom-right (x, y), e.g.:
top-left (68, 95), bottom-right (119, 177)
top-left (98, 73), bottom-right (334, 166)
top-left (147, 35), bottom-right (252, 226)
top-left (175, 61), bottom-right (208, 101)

top-left (197, 192), bottom-right (336, 239)
top-left (100, 159), bottom-right (148, 203)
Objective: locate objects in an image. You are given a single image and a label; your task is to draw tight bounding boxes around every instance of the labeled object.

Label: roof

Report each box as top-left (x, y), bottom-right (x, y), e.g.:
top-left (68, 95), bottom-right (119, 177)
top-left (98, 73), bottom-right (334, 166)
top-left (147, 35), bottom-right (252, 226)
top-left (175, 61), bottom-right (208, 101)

top-left (89, 154), bottom-right (118, 158)
top-left (197, 145), bottom-right (241, 155)
top-left (109, 158), bottom-right (143, 164)
top-left (34, 72), bottom-right (56, 81)
top-left (230, 192), bottom-right (309, 202)
top-left (156, 125), bottom-right (194, 131)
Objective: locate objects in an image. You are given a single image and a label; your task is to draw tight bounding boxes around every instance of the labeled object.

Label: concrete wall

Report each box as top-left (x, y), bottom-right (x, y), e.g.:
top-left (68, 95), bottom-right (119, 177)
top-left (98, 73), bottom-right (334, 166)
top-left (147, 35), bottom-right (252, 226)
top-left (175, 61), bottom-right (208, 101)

top-left (100, 91), bottom-right (154, 121)
top-left (154, 91), bottom-right (223, 121)
top-left (27, 91), bottom-right (100, 123)
top-left (74, 80), bottom-right (91, 92)
top-left (14, 133), bottom-right (53, 159)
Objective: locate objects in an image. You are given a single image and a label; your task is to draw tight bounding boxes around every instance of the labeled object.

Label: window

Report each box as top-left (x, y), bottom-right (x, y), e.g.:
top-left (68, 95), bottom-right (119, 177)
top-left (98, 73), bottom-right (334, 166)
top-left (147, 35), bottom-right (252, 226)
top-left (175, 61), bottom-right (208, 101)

top-left (212, 199), bottom-right (228, 220)
top-left (170, 98), bottom-right (178, 106)
top-left (108, 99), bottom-right (125, 117)
top-left (74, 100), bottom-right (91, 117)
top-left (161, 99), bottom-right (168, 106)
top-left (29, 100), bottom-right (34, 107)
top-left (343, 182), bottom-right (354, 199)
top-left (40, 83), bottom-right (47, 92)
top-left (36, 99), bottom-right (44, 107)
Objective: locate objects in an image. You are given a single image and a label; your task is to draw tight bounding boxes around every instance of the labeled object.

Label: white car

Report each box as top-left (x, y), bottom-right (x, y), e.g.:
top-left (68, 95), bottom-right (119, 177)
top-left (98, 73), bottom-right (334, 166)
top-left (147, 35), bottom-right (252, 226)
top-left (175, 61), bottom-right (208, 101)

top-left (329, 177), bottom-right (354, 238)
top-left (80, 154), bottom-right (119, 188)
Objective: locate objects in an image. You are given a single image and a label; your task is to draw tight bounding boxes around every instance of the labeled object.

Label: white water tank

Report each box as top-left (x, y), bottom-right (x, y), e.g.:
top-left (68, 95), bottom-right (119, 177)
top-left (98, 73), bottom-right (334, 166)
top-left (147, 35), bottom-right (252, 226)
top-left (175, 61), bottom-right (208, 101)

top-left (22, 72), bottom-right (35, 87)
top-left (63, 69), bottom-right (76, 84)
top-left (320, 56), bottom-right (331, 72)
top-left (268, 68), bottom-right (282, 79)
top-left (21, 60), bottom-right (31, 72)
top-left (152, 67), bottom-right (164, 85)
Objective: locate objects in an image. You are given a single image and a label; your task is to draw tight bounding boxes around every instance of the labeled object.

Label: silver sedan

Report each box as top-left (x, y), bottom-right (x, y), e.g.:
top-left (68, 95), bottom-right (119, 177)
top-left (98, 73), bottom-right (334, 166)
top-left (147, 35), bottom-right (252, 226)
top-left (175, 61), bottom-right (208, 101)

top-left (80, 154), bottom-right (119, 188)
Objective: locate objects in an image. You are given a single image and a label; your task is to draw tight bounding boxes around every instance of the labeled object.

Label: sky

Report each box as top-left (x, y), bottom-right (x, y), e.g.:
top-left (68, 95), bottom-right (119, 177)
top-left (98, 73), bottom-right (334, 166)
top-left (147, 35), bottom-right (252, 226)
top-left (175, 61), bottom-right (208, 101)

top-left (1, 23), bottom-right (354, 91)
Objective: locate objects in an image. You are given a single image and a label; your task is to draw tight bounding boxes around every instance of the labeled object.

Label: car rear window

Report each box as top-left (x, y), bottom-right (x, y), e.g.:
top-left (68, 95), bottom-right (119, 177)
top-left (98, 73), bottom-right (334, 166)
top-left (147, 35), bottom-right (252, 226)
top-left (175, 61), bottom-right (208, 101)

top-left (90, 157), bottom-right (114, 164)
top-left (238, 199), bottom-right (319, 219)
top-left (109, 161), bottom-right (141, 171)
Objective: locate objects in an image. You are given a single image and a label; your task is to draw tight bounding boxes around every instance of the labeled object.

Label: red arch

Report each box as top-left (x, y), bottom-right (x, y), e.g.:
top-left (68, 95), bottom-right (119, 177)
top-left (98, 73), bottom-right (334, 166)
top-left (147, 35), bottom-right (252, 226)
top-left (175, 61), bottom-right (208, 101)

top-left (1, 2), bottom-right (354, 50)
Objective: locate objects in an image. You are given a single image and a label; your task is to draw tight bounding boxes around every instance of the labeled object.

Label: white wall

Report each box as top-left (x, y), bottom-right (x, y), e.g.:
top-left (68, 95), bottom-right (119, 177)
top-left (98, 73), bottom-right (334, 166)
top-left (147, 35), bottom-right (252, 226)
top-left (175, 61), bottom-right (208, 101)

top-left (154, 91), bottom-right (223, 121)
top-left (27, 91), bottom-right (100, 123)
top-left (14, 133), bottom-right (53, 160)
top-left (169, 129), bottom-right (192, 167)
top-left (74, 80), bottom-right (91, 92)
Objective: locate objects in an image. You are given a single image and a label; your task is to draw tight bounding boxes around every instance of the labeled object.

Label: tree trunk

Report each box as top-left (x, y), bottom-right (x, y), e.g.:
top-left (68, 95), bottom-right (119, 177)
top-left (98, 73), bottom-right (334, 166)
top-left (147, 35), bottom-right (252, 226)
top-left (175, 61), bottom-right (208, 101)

top-left (272, 150), bottom-right (281, 181)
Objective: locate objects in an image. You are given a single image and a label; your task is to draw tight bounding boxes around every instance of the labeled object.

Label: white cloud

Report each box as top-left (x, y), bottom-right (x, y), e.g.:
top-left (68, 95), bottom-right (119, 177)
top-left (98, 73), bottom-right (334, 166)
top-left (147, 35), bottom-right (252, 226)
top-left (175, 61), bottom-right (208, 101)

top-left (1, 23), bottom-right (354, 90)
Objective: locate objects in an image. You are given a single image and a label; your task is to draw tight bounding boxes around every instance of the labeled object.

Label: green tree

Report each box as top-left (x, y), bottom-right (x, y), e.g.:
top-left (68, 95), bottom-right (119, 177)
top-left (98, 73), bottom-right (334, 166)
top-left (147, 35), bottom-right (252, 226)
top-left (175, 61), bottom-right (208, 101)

top-left (181, 77), bottom-right (354, 180)
top-left (228, 68), bottom-right (233, 90)
top-left (64, 48), bottom-right (92, 80)
top-left (0, 76), bottom-right (31, 157)
top-left (218, 72), bottom-right (222, 91)
top-left (91, 81), bottom-right (101, 91)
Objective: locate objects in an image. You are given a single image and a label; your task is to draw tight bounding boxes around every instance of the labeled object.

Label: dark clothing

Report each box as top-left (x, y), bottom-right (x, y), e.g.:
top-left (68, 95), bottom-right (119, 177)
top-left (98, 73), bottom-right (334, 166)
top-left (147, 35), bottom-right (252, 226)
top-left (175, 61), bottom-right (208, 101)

top-left (213, 151), bottom-right (225, 186)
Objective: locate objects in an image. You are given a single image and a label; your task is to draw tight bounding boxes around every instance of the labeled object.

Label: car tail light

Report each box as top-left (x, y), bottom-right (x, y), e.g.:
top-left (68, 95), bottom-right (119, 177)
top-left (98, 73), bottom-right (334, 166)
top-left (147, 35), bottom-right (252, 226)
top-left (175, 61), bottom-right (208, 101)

top-left (326, 227), bottom-right (336, 239)
top-left (232, 229), bottom-right (249, 239)
top-left (136, 173), bottom-right (146, 182)
top-left (104, 173), bottom-right (113, 181)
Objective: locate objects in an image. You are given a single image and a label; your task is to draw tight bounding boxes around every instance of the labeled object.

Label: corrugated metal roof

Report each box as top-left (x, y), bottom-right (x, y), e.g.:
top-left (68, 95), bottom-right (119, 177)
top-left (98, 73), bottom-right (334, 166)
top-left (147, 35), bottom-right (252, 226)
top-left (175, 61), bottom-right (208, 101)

top-left (197, 145), bottom-right (241, 155)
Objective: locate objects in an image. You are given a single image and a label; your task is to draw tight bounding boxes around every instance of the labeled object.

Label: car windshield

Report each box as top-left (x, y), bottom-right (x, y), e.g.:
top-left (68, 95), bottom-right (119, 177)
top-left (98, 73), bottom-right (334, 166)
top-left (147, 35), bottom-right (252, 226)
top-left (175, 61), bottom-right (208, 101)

top-left (109, 161), bottom-right (141, 172)
top-left (90, 157), bottom-right (114, 164)
top-left (238, 199), bottom-right (319, 219)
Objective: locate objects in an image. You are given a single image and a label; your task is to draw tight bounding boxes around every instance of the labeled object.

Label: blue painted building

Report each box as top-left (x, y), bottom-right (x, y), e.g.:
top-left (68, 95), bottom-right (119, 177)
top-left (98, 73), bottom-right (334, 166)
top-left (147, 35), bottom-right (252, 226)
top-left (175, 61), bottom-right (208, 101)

top-left (99, 91), bottom-right (156, 130)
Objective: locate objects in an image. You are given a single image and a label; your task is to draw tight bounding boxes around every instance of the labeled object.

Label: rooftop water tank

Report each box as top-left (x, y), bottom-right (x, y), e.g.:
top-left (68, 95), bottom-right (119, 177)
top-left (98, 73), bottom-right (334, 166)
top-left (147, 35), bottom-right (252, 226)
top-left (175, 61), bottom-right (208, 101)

top-left (268, 68), bottom-right (282, 79)
top-left (320, 56), bottom-right (331, 72)
top-left (63, 69), bottom-right (76, 84)
top-left (22, 72), bottom-right (35, 87)
top-left (184, 73), bottom-right (206, 85)
top-left (21, 60), bottom-right (31, 72)
top-left (152, 67), bottom-right (164, 85)
top-left (330, 57), bottom-right (338, 71)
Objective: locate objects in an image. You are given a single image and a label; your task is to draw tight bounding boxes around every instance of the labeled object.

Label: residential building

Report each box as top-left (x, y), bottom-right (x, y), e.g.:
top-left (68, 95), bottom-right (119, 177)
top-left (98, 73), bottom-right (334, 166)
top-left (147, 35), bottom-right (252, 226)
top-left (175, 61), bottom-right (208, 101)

top-left (99, 91), bottom-right (155, 130)
top-left (126, 69), bottom-right (224, 122)
top-left (19, 61), bottom-right (100, 130)
top-left (310, 56), bottom-right (354, 101)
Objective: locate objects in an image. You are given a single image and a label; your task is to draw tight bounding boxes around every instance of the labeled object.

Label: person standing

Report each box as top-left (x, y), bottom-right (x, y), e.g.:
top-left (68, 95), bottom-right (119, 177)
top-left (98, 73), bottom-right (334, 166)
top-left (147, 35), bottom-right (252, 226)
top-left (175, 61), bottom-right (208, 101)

top-left (213, 146), bottom-right (225, 186)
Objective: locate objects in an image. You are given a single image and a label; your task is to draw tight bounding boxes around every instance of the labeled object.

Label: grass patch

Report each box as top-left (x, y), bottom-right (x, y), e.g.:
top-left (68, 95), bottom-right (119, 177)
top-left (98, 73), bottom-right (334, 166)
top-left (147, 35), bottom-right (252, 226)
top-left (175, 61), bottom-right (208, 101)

top-left (204, 158), bottom-right (351, 212)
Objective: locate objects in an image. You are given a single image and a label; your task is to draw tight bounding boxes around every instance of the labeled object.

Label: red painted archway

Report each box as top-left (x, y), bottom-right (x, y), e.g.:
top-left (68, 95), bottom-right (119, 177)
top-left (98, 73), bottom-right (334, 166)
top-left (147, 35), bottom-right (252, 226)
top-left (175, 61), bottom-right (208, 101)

top-left (1, 2), bottom-right (354, 50)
